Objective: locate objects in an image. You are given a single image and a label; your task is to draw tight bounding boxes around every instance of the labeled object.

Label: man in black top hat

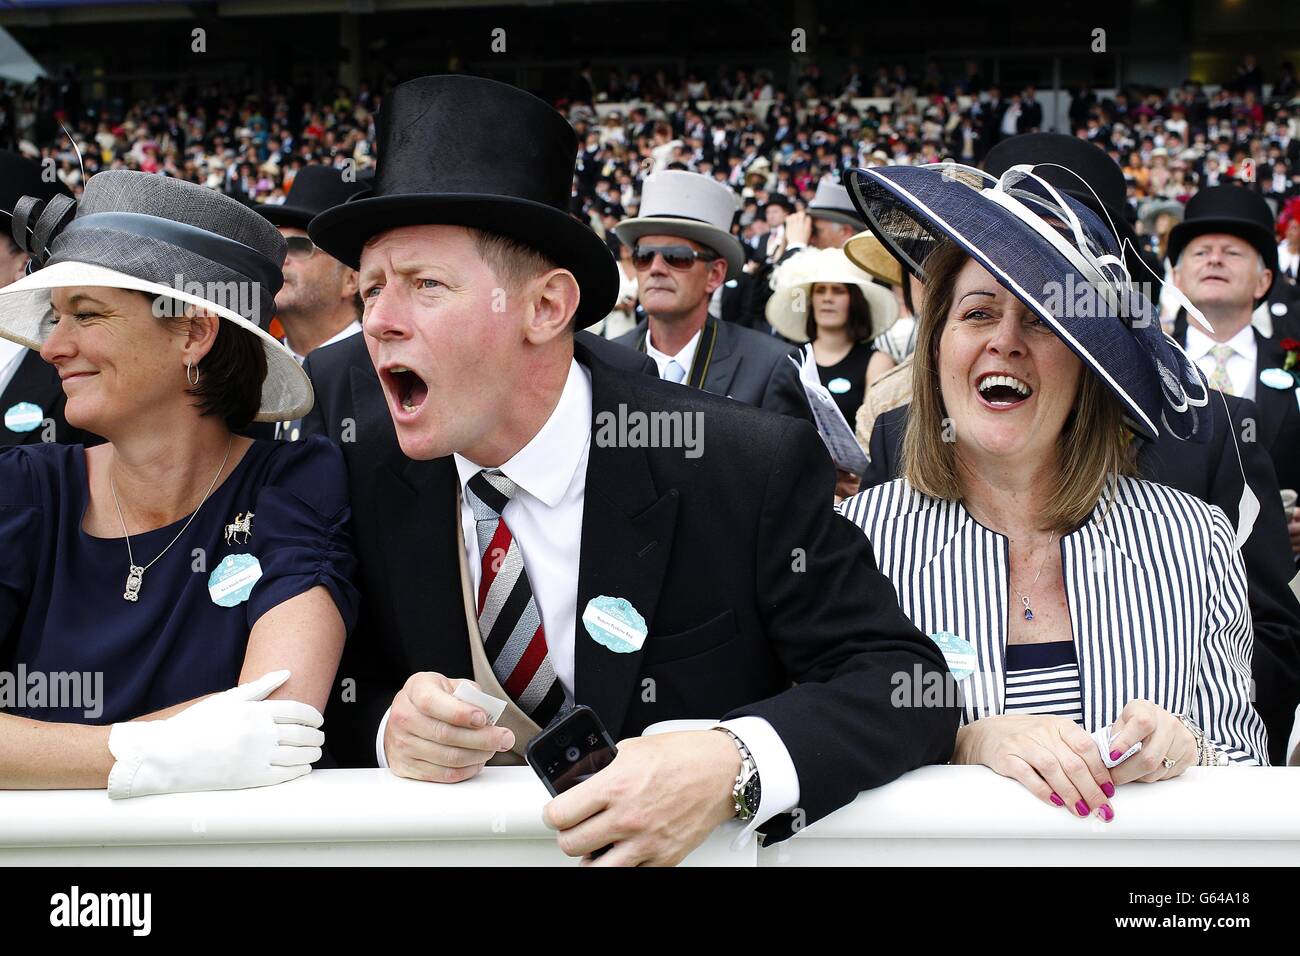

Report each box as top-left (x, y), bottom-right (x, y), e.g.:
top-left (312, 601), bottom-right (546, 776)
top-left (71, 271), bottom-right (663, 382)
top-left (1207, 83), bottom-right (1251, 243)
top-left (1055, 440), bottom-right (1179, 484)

top-left (304, 74), bottom-right (955, 864)
top-left (1169, 185), bottom-right (1300, 530)
top-left (257, 165), bottom-right (369, 364)
top-left (859, 136), bottom-right (1300, 765)
top-left (0, 151), bottom-right (98, 448)
top-left (255, 165), bottom-right (369, 441)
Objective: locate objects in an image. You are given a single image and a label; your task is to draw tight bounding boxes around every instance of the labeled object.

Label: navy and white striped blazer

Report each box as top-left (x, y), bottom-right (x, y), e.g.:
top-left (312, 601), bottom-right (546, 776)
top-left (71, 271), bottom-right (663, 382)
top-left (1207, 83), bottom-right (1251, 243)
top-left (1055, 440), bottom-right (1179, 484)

top-left (838, 476), bottom-right (1269, 765)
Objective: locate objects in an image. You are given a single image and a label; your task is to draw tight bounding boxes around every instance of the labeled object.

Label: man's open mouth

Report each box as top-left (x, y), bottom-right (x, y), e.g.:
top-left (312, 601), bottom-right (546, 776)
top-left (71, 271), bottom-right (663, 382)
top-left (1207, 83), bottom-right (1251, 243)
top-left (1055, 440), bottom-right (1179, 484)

top-left (384, 365), bottom-right (429, 413)
top-left (976, 372), bottom-right (1033, 408)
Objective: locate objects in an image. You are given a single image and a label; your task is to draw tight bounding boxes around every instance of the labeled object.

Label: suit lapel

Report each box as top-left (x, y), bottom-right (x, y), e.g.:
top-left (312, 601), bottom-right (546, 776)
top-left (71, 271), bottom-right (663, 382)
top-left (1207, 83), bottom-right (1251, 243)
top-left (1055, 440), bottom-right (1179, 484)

top-left (1, 351), bottom-right (64, 445)
top-left (700, 317), bottom-right (742, 400)
top-left (572, 342), bottom-right (679, 738)
top-left (348, 364), bottom-right (404, 465)
top-left (1252, 327), bottom-right (1290, 448)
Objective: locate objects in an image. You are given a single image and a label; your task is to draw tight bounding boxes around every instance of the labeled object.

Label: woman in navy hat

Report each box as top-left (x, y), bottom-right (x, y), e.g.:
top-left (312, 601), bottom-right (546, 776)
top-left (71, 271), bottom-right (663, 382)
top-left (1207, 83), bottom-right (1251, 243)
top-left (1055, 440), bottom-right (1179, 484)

top-left (0, 170), bottom-right (358, 797)
top-left (839, 163), bottom-right (1269, 822)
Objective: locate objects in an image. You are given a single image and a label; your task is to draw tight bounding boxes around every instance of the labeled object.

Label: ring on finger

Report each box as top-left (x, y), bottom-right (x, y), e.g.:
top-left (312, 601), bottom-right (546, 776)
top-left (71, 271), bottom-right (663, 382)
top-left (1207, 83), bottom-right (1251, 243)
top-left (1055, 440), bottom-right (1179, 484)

top-left (1161, 755), bottom-right (1176, 770)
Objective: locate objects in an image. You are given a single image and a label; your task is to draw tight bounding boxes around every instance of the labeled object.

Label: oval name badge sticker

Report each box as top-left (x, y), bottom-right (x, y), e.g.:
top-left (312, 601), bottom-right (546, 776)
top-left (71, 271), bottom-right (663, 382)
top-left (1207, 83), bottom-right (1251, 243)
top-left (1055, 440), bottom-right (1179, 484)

top-left (4, 402), bottom-right (43, 433)
top-left (828, 377), bottom-right (852, 394)
top-left (582, 595), bottom-right (648, 654)
top-left (928, 630), bottom-right (976, 681)
top-left (208, 554), bottom-right (263, 607)
top-left (1260, 367), bottom-right (1295, 391)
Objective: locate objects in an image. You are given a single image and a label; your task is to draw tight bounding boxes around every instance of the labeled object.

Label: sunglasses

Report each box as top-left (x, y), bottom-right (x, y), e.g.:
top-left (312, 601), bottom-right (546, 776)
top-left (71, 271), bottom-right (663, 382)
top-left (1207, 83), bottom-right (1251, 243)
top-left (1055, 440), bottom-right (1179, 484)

top-left (284, 235), bottom-right (318, 261)
top-left (632, 243), bottom-right (720, 271)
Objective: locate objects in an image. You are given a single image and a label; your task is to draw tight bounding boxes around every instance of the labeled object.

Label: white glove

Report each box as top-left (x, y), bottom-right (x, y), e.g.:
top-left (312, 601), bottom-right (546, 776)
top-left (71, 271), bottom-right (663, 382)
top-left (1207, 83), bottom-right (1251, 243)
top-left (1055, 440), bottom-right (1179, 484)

top-left (106, 670), bottom-right (324, 800)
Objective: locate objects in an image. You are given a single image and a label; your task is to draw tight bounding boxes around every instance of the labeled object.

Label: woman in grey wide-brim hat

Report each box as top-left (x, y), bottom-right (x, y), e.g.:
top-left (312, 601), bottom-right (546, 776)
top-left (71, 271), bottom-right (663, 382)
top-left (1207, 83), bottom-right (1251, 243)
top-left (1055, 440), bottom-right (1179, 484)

top-left (0, 170), bottom-right (358, 799)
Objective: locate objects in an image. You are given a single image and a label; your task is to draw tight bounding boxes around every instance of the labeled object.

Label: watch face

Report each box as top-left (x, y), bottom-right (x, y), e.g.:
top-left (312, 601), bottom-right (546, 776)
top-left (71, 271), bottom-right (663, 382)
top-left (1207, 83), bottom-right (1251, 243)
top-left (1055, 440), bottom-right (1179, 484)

top-left (743, 775), bottom-right (762, 814)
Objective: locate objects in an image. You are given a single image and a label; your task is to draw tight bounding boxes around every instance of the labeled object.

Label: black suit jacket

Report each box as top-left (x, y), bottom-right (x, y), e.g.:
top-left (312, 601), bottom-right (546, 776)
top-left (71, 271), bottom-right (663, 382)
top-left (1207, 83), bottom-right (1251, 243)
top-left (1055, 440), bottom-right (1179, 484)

top-left (1172, 310), bottom-right (1300, 497)
top-left (0, 351), bottom-right (101, 447)
top-left (863, 400), bottom-right (1300, 765)
top-left (615, 316), bottom-right (811, 424)
top-left (303, 333), bottom-right (956, 840)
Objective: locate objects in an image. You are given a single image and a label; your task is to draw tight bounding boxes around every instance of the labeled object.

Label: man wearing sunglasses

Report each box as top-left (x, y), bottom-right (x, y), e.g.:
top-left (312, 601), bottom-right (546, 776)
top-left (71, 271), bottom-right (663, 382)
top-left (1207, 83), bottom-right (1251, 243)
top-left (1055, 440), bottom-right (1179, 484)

top-left (257, 165), bottom-right (369, 439)
top-left (613, 170), bottom-right (811, 423)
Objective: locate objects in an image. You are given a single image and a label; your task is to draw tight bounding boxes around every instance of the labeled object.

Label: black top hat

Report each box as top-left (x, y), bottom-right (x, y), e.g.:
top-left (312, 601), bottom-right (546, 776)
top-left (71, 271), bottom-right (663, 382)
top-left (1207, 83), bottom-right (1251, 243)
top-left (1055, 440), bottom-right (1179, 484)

top-left (257, 164), bottom-right (369, 230)
top-left (1166, 184), bottom-right (1278, 276)
top-left (310, 74), bottom-right (617, 327)
top-left (984, 133), bottom-right (1141, 255)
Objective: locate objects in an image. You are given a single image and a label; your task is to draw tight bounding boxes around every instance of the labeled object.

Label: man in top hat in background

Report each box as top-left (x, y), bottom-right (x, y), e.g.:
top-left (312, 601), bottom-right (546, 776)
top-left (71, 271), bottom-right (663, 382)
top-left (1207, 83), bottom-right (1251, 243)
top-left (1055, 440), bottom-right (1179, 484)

top-left (859, 134), bottom-right (1300, 765)
top-left (255, 164), bottom-right (369, 440)
top-left (1169, 184), bottom-right (1300, 539)
top-left (304, 74), bottom-right (954, 865)
top-left (0, 150), bottom-right (99, 447)
top-left (779, 178), bottom-right (867, 255)
top-left (613, 170), bottom-right (810, 421)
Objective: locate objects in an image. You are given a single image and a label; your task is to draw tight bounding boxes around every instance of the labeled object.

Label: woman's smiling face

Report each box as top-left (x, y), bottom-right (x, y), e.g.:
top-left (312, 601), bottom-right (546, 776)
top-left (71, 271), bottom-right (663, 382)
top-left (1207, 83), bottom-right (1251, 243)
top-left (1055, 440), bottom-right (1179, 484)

top-left (937, 257), bottom-right (1084, 469)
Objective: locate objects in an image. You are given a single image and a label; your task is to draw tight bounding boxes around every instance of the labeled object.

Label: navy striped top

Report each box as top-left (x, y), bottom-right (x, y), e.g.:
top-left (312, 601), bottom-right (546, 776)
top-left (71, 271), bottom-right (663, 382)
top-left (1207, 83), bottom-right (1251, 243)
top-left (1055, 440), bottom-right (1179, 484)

top-left (838, 476), bottom-right (1269, 765)
top-left (1004, 641), bottom-right (1084, 724)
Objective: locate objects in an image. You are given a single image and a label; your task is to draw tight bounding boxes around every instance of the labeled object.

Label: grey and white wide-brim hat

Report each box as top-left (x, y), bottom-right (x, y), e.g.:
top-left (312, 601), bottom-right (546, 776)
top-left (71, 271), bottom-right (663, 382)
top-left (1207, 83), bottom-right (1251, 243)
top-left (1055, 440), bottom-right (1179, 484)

top-left (614, 169), bottom-right (745, 279)
top-left (807, 179), bottom-right (866, 229)
top-left (0, 170), bottom-right (311, 422)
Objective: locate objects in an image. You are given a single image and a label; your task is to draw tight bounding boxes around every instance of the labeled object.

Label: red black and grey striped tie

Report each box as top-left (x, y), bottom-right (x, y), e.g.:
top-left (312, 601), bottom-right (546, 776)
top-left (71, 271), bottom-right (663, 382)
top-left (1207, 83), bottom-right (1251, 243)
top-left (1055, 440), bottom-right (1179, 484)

top-left (465, 469), bottom-right (566, 727)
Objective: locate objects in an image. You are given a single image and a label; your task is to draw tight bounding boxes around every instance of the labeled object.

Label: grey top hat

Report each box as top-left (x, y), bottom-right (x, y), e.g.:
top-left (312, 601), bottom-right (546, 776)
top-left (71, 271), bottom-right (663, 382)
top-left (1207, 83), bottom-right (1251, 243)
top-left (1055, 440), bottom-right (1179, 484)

top-left (807, 179), bottom-right (866, 229)
top-left (0, 170), bottom-right (312, 422)
top-left (614, 170), bottom-right (745, 279)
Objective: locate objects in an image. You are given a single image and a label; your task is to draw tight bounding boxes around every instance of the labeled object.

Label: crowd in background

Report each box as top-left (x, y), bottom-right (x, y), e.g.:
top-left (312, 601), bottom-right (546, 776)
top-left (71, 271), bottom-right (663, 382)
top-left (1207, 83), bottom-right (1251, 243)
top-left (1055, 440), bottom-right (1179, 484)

top-left (2, 55), bottom-right (1298, 268)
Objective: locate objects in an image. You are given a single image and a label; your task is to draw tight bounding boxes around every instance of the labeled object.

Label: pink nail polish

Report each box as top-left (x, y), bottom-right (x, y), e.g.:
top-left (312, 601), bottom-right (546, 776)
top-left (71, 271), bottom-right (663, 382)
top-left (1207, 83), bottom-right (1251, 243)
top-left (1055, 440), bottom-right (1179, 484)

top-left (1109, 750), bottom-right (1123, 761)
top-left (1049, 793), bottom-right (1064, 806)
top-left (1097, 804), bottom-right (1114, 822)
top-left (1101, 782), bottom-right (1116, 798)
top-left (1075, 799), bottom-right (1090, 815)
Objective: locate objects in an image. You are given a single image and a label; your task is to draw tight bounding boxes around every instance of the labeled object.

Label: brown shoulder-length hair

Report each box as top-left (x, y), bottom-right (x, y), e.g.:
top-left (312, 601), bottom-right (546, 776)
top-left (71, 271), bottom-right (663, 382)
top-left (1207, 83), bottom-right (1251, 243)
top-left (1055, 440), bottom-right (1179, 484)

top-left (805, 283), bottom-right (874, 342)
top-left (902, 240), bottom-right (1137, 533)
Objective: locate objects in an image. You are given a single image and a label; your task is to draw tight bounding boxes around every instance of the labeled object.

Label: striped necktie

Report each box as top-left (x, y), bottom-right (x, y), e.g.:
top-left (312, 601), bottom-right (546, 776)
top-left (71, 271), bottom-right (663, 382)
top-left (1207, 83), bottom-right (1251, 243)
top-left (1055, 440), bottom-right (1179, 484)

top-left (1206, 343), bottom-right (1238, 396)
top-left (464, 469), bottom-right (565, 727)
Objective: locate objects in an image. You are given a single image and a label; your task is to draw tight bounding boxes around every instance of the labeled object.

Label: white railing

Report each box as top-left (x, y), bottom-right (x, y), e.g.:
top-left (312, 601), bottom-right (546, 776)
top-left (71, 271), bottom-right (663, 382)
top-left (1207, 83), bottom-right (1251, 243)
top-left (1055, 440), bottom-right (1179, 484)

top-left (1, 765), bottom-right (1296, 866)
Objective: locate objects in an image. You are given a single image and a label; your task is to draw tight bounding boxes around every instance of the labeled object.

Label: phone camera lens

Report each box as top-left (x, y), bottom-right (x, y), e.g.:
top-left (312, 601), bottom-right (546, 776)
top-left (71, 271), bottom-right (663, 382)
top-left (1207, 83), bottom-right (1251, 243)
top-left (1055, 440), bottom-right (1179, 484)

top-left (565, 745), bottom-right (581, 763)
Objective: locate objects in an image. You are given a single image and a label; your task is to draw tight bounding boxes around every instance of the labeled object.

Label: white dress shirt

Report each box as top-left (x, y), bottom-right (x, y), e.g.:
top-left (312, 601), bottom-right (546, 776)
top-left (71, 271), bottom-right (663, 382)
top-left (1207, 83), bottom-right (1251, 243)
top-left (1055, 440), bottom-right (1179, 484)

top-left (0, 339), bottom-right (26, 401)
top-left (1186, 322), bottom-right (1258, 402)
top-left (376, 358), bottom-right (799, 839)
top-left (284, 319), bottom-right (362, 366)
top-left (644, 327), bottom-right (702, 382)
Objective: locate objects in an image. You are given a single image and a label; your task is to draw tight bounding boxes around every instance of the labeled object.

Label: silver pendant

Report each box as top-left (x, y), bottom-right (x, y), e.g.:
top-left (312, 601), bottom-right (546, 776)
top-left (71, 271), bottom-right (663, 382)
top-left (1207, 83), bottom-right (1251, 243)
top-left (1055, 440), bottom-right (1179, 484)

top-left (124, 564), bottom-right (144, 602)
top-left (1021, 595), bottom-right (1034, 622)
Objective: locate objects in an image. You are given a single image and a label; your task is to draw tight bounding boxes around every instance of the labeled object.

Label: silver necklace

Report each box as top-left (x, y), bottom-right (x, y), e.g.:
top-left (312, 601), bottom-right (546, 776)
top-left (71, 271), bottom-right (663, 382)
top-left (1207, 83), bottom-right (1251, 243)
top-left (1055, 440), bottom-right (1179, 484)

top-left (110, 435), bottom-right (233, 602)
top-left (1010, 531), bottom-right (1057, 622)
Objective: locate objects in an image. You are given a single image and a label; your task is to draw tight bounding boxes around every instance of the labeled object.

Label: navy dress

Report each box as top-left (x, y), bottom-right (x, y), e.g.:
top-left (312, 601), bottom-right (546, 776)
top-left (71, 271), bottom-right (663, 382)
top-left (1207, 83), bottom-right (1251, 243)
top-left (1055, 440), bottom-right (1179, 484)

top-left (0, 436), bottom-right (358, 725)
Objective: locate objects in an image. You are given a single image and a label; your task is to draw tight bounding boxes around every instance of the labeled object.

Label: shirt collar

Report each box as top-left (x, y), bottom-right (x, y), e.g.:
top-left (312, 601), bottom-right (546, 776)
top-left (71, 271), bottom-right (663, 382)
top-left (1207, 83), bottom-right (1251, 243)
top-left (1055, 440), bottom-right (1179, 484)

top-left (1186, 321), bottom-right (1256, 362)
top-left (282, 320), bottom-right (362, 365)
top-left (454, 358), bottom-right (592, 509)
top-left (644, 326), bottom-right (703, 379)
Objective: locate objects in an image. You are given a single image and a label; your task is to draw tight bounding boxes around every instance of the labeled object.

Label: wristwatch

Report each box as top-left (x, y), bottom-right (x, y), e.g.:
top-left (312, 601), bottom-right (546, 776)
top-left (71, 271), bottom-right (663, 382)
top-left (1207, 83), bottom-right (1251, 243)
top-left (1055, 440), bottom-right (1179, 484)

top-left (1175, 714), bottom-right (1229, 766)
top-left (716, 728), bottom-right (761, 820)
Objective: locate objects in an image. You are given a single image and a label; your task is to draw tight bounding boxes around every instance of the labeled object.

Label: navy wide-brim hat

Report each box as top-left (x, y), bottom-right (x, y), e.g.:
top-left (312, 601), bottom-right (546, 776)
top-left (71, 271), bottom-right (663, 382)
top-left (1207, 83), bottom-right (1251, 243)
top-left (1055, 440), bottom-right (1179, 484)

top-left (846, 163), bottom-right (1211, 443)
top-left (310, 75), bottom-right (618, 328)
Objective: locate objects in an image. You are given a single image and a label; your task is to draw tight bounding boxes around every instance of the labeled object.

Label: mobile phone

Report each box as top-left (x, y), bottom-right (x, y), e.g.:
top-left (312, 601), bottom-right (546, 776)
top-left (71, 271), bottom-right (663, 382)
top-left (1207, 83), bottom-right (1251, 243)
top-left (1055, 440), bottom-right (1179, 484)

top-left (524, 704), bottom-right (618, 797)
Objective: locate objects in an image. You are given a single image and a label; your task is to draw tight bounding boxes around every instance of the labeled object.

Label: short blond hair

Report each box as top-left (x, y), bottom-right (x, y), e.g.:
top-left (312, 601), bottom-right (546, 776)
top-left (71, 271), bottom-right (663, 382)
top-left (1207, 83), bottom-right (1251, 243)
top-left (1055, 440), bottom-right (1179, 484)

top-left (901, 241), bottom-right (1136, 533)
top-left (471, 228), bottom-right (558, 294)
